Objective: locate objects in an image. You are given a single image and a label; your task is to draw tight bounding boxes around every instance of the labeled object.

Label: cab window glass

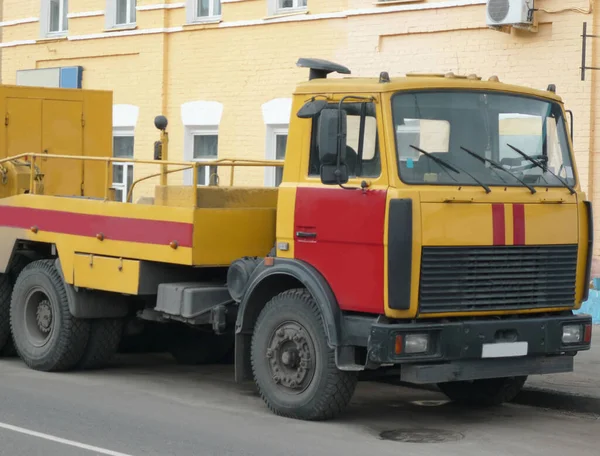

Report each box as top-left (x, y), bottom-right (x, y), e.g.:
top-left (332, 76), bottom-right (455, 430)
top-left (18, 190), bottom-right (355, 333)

top-left (308, 101), bottom-right (381, 178)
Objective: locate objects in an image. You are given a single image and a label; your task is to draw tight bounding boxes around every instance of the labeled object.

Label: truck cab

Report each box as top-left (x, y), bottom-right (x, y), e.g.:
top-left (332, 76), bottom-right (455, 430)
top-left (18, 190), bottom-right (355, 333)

top-left (231, 59), bottom-right (593, 419)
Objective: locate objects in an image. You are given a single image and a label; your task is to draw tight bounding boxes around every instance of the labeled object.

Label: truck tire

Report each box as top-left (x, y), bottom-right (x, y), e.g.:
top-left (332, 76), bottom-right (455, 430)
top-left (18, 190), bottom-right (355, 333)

top-left (168, 327), bottom-right (234, 365)
top-left (0, 274), bottom-right (13, 355)
top-left (437, 376), bottom-right (528, 406)
top-left (251, 288), bottom-right (358, 421)
top-left (0, 254), bottom-right (34, 357)
top-left (77, 319), bottom-right (124, 370)
top-left (10, 260), bottom-right (91, 372)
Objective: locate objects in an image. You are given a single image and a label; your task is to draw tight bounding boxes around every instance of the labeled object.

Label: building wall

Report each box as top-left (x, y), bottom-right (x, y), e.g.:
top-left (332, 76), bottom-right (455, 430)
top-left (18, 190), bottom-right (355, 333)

top-left (0, 0), bottom-right (598, 237)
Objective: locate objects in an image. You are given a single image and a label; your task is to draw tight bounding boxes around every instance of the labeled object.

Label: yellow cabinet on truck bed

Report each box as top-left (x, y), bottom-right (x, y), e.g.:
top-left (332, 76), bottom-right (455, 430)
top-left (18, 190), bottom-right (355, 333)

top-left (0, 84), bottom-right (113, 198)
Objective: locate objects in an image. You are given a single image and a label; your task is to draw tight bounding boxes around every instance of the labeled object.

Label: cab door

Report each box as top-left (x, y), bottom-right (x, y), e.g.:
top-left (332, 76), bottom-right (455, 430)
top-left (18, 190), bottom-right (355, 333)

top-left (292, 97), bottom-right (389, 315)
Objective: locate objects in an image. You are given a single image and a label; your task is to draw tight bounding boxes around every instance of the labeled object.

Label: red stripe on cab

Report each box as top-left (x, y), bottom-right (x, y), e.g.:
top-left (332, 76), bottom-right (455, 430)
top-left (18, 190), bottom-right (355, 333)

top-left (492, 203), bottom-right (505, 246)
top-left (513, 203), bottom-right (526, 246)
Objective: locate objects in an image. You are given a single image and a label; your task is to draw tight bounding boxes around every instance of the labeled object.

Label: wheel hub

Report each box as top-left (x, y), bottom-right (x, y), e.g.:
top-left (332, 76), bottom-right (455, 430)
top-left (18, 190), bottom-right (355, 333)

top-left (36, 300), bottom-right (52, 334)
top-left (266, 322), bottom-right (314, 391)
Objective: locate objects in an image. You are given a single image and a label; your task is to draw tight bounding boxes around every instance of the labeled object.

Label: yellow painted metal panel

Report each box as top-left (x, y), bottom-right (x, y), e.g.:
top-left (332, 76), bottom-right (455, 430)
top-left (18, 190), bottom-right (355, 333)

top-left (5, 97), bottom-right (42, 159)
top-left (73, 253), bottom-right (140, 294)
top-left (421, 202), bottom-right (494, 246)
top-left (41, 99), bottom-right (84, 196)
top-left (275, 185), bottom-right (297, 259)
top-left (82, 90), bottom-right (114, 199)
top-left (192, 207), bottom-right (276, 266)
top-left (575, 200), bottom-right (591, 307)
top-left (524, 203), bottom-right (578, 245)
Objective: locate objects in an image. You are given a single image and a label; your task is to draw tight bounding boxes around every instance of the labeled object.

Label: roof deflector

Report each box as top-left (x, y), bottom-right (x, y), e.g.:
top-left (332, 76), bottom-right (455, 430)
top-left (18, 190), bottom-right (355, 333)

top-left (296, 58), bottom-right (351, 81)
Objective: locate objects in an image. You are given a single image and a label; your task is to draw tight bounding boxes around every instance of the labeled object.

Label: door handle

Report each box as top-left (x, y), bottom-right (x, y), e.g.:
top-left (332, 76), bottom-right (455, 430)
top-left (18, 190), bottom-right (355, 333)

top-left (296, 231), bottom-right (317, 239)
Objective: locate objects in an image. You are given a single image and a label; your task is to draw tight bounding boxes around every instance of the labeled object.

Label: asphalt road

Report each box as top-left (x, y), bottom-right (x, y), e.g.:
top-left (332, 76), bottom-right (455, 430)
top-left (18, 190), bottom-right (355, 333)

top-left (0, 353), bottom-right (598, 456)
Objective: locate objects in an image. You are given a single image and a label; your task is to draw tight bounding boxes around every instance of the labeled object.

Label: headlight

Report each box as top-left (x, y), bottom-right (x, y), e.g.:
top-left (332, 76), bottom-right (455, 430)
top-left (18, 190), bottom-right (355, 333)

top-left (562, 324), bottom-right (582, 344)
top-left (404, 334), bottom-right (430, 354)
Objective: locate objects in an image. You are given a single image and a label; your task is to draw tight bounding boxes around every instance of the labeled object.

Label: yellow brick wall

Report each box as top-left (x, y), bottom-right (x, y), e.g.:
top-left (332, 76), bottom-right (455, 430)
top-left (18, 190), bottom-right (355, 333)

top-left (1, 0), bottom-right (599, 248)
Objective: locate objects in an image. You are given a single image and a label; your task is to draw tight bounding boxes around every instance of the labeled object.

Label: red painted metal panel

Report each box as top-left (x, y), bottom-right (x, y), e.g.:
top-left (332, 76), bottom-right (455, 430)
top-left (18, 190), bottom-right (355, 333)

top-left (294, 187), bottom-right (387, 314)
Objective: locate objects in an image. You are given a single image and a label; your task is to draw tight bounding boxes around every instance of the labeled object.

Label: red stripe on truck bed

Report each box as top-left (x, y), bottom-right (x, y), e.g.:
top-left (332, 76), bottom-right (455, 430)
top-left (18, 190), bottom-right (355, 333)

top-left (0, 205), bottom-right (194, 247)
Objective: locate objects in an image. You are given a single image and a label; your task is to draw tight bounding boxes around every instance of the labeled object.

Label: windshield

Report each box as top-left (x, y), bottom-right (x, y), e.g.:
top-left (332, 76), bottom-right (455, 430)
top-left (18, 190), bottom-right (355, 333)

top-left (392, 90), bottom-right (575, 189)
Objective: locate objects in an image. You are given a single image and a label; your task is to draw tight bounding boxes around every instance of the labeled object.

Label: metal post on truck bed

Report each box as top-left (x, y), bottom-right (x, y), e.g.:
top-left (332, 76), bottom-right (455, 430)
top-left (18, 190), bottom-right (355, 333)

top-left (160, 128), bottom-right (169, 187)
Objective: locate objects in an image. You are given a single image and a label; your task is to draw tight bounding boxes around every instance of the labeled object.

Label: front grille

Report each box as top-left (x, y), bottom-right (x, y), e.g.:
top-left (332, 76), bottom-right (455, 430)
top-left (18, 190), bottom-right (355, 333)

top-left (419, 245), bottom-right (578, 314)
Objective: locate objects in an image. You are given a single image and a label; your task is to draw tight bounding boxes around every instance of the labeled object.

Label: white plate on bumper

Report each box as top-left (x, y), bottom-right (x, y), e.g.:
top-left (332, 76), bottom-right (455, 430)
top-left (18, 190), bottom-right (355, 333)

top-left (481, 342), bottom-right (528, 358)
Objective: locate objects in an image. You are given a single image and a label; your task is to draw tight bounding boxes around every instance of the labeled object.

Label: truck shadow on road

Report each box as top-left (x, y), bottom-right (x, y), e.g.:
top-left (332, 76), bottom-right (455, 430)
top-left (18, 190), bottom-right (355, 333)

top-left (97, 353), bottom-right (600, 428)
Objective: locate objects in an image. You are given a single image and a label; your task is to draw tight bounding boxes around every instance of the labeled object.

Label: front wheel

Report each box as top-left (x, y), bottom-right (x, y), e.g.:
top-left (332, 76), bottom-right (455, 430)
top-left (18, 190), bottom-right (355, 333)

top-left (251, 289), bottom-right (358, 421)
top-left (437, 376), bottom-right (527, 406)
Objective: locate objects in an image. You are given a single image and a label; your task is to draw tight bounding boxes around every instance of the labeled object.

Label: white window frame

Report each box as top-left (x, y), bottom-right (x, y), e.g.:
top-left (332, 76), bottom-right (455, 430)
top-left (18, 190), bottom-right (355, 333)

top-left (112, 128), bottom-right (135, 202)
top-left (268, 0), bottom-right (307, 16)
top-left (181, 100), bottom-right (223, 185)
top-left (105, 0), bottom-right (137, 29)
top-left (40, 0), bottom-right (68, 37)
top-left (265, 125), bottom-right (288, 187)
top-left (186, 127), bottom-right (219, 186)
top-left (186, 0), bottom-right (222, 24)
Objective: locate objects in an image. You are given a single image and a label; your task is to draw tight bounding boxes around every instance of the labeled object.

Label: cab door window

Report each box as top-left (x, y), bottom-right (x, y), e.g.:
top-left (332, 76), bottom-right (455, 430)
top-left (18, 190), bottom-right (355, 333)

top-left (308, 101), bottom-right (381, 179)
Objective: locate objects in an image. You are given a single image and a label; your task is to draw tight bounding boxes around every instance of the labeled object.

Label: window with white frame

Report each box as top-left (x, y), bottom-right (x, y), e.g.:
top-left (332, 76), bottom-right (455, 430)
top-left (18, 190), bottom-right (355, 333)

top-left (106, 0), bottom-right (137, 28)
top-left (269, 0), bottom-right (307, 15)
top-left (192, 131), bottom-right (219, 186)
top-left (186, 0), bottom-right (221, 23)
top-left (181, 100), bottom-right (223, 185)
top-left (262, 98), bottom-right (291, 187)
top-left (112, 130), bottom-right (135, 202)
top-left (266, 127), bottom-right (288, 187)
top-left (41, 0), bottom-right (68, 37)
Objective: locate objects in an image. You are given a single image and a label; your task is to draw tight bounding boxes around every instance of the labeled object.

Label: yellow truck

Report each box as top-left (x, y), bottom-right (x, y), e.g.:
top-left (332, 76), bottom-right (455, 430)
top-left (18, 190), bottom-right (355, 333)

top-left (0, 58), bottom-right (593, 421)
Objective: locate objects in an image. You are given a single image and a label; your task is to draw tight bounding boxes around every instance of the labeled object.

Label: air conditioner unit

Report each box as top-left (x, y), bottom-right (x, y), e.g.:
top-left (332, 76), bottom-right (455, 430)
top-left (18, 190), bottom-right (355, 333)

top-left (486, 0), bottom-right (533, 28)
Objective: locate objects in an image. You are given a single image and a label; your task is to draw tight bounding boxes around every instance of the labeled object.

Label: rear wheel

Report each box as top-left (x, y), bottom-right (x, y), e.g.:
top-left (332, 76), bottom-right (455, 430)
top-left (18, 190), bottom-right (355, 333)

top-left (0, 274), bottom-right (13, 355)
top-left (437, 376), bottom-right (527, 406)
top-left (77, 319), bottom-right (124, 370)
top-left (0, 254), bottom-right (34, 356)
top-left (10, 260), bottom-right (90, 371)
top-left (251, 288), bottom-right (358, 421)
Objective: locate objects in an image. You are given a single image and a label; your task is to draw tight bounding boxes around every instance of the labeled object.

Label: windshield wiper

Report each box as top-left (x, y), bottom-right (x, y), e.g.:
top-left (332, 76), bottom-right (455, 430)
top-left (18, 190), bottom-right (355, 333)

top-left (459, 146), bottom-right (536, 194)
top-left (410, 145), bottom-right (491, 194)
top-left (506, 143), bottom-right (576, 195)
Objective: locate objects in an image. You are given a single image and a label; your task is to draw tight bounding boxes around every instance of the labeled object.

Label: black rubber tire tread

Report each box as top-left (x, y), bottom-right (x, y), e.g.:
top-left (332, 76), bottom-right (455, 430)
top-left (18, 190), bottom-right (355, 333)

top-left (0, 274), bottom-right (13, 354)
top-left (0, 254), bottom-right (34, 356)
top-left (10, 259), bottom-right (90, 372)
top-left (251, 288), bottom-right (358, 421)
top-left (437, 376), bottom-right (528, 407)
top-left (168, 327), bottom-right (234, 365)
top-left (77, 318), bottom-right (124, 370)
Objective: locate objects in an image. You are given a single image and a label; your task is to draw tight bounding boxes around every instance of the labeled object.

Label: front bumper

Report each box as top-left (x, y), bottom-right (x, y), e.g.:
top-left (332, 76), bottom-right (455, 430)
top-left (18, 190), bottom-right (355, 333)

top-left (367, 313), bottom-right (592, 384)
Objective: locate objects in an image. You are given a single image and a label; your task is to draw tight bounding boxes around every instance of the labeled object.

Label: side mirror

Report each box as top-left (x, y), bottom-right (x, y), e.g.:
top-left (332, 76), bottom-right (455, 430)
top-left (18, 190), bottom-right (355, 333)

top-left (297, 99), bottom-right (328, 119)
top-left (318, 108), bottom-right (347, 165)
top-left (320, 164), bottom-right (349, 185)
top-left (317, 108), bottom-right (348, 185)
